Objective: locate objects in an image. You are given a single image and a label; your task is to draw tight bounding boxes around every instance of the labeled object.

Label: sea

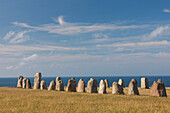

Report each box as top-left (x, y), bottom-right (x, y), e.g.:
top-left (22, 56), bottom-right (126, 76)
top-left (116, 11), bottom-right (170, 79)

top-left (0, 76), bottom-right (170, 87)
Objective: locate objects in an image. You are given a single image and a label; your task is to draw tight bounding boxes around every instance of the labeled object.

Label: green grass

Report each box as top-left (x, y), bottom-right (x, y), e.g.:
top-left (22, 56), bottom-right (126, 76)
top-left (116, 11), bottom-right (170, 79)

top-left (0, 87), bottom-right (169, 113)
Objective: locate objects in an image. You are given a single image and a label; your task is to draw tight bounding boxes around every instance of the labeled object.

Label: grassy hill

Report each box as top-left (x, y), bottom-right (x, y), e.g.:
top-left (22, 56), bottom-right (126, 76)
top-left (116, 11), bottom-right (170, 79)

top-left (0, 87), bottom-right (169, 113)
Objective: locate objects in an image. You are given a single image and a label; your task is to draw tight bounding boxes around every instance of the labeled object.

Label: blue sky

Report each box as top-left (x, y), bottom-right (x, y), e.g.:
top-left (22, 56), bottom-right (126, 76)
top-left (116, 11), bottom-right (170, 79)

top-left (1, 0), bottom-right (170, 77)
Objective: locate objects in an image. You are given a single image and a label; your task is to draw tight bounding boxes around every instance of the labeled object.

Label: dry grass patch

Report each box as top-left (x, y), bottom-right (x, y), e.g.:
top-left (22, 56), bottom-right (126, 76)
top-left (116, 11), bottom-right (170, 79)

top-left (0, 87), bottom-right (170, 113)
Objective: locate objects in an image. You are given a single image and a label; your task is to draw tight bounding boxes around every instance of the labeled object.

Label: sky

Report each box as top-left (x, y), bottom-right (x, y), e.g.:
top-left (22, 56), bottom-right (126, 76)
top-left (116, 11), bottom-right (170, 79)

top-left (1, 0), bottom-right (170, 77)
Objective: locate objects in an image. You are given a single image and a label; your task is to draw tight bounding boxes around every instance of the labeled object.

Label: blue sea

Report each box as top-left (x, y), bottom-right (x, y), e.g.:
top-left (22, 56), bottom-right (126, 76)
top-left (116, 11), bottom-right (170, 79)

top-left (0, 76), bottom-right (170, 87)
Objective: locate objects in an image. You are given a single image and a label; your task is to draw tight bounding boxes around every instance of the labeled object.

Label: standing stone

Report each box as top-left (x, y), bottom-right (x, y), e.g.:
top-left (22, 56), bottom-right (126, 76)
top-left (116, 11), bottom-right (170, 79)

top-left (99, 80), bottom-right (106, 94)
top-left (87, 78), bottom-right (98, 93)
top-left (77, 79), bottom-right (85, 93)
top-left (150, 81), bottom-right (167, 97)
top-left (118, 79), bottom-right (125, 88)
top-left (141, 77), bottom-right (149, 89)
top-left (131, 79), bottom-right (137, 85)
top-left (33, 73), bottom-right (42, 89)
top-left (48, 81), bottom-right (56, 90)
top-left (104, 79), bottom-right (109, 88)
top-left (56, 77), bottom-right (64, 91)
top-left (17, 75), bottom-right (23, 88)
top-left (128, 79), bottom-right (139, 95)
top-left (40, 80), bottom-right (47, 90)
top-left (26, 78), bottom-right (31, 89)
top-left (112, 82), bottom-right (124, 94)
top-left (66, 78), bottom-right (76, 92)
top-left (22, 78), bottom-right (27, 88)
top-left (157, 79), bottom-right (162, 83)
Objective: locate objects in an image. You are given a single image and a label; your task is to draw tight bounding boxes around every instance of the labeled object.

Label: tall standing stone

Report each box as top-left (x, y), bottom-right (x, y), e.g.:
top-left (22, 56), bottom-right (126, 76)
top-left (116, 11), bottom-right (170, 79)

top-left (104, 79), bottom-right (109, 88)
top-left (22, 78), bottom-right (27, 89)
top-left (150, 81), bottom-right (167, 97)
top-left (141, 77), bottom-right (149, 89)
top-left (77, 79), bottom-right (85, 93)
top-left (118, 79), bottom-right (125, 88)
top-left (128, 79), bottom-right (139, 95)
top-left (26, 78), bottom-right (31, 89)
top-left (66, 78), bottom-right (76, 92)
top-left (112, 82), bottom-right (124, 94)
top-left (131, 79), bottom-right (137, 85)
top-left (17, 75), bottom-right (23, 88)
top-left (40, 80), bottom-right (47, 90)
top-left (99, 80), bottom-right (106, 94)
top-left (48, 81), bottom-right (56, 90)
top-left (87, 78), bottom-right (98, 93)
top-left (157, 79), bottom-right (162, 83)
top-left (56, 77), bottom-right (64, 91)
top-left (33, 73), bottom-right (41, 89)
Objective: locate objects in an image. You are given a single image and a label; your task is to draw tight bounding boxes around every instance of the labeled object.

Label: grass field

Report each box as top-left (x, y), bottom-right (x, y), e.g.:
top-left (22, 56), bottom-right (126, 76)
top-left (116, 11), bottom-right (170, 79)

top-left (0, 87), bottom-right (170, 113)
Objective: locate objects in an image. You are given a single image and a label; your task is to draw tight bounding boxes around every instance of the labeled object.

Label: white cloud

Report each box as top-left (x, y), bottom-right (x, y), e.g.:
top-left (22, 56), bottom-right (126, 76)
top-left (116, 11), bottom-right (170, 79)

top-left (1, 40), bottom-right (170, 57)
top-left (3, 31), bottom-right (15, 40)
top-left (148, 26), bottom-right (169, 39)
top-left (96, 40), bottom-right (170, 47)
top-left (58, 16), bottom-right (66, 25)
top-left (93, 38), bottom-right (109, 43)
top-left (96, 42), bottom-right (135, 47)
top-left (163, 9), bottom-right (170, 13)
top-left (125, 52), bottom-right (170, 58)
top-left (18, 62), bottom-right (26, 66)
top-left (92, 33), bottom-right (108, 38)
top-left (3, 30), bottom-right (31, 44)
top-left (23, 54), bottom-right (38, 61)
top-left (12, 22), bottom-right (33, 28)
top-left (109, 52), bottom-right (170, 58)
top-left (6, 66), bottom-right (14, 70)
top-left (44, 24), bottom-right (147, 35)
top-left (6, 54), bottom-right (38, 70)
top-left (9, 31), bottom-right (30, 44)
top-left (12, 16), bottom-right (149, 35)
top-left (40, 54), bottom-right (103, 62)
top-left (53, 16), bottom-right (66, 25)
top-left (0, 44), bottom-right (87, 56)
top-left (91, 33), bottom-right (109, 43)
top-left (154, 52), bottom-right (170, 57)
top-left (138, 40), bottom-right (169, 46)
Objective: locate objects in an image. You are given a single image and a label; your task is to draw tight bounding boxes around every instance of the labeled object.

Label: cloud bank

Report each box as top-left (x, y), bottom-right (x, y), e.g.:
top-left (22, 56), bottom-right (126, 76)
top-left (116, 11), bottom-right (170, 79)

top-left (163, 9), bottom-right (170, 13)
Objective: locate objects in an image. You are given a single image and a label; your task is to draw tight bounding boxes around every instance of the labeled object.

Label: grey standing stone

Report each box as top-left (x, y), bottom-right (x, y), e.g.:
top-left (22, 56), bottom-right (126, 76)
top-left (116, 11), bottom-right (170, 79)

top-left (150, 81), bottom-right (167, 97)
top-left (128, 79), bottom-right (139, 95)
top-left (112, 82), bottom-right (124, 94)
top-left (17, 75), bottom-right (23, 88)
top-left (77, 79), bottom-right (85, 93)
top-left (56, 77), bottom-right (64, 91)
top-left (131, 79), bottom-right (137, 85)
top-left (157, 79), bottom-right (162, 83)
top-left (48, 81), bottom-right (56, 90)
top-left (33, 73), bottom-right (42, 89)
top-left (22, 78), bottom-right (27, 89)
top-left (40, 80), bottom-right (47, 90)
top-left (104, 79), bottom-right (109, 88)
top-left (118, 79), bottom-right (125, 88)
top-left (26, 78), bottom-right (31, 89)
top-left (99, 80), bottom-right (106, 94)
top-left (66, 78), bottom-right (76, 92)
top-left (87, 78), bottom-right (98, 93)
top-left (141, 77), bottom-right (149, 89)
